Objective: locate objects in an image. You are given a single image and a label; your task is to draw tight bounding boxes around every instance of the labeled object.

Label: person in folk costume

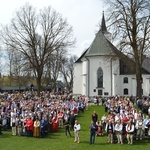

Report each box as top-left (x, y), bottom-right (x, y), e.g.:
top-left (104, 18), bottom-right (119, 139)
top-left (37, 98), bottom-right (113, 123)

top-left (25, 116), bottom-right (34, 137)
top-left (52, 114), bottom-right (58, 132)
top-left (101, 114), bottom-right (107, 131)
top-left (57, 110), bottom-right (64, 128)
top-left (23, 116), bottom-right (28, 136)
top-left (73, 105), bottom-right (78, 116)
top-left (105, 120), bottom-right (114, 143)
top-left (33, 117), bottom-right (40, 138)
top-left (74, 120), bottom-right (81, 143)
top-left (122, 114), bottom-right (129, 124)
top-left (63, 110), bottom-right (70, 122)
top-left (115, 120), bottom-right (123, 144)
top-left (16, 116), bottom-right (23, 136)
top-left (135, 116), bottom-right (144, 140)
top-left (11, 115), bottom-right (17, 136)
top-left (96, 120), bottom-right (103, 136)
top-left (126, 121), bottom-right (135, 145)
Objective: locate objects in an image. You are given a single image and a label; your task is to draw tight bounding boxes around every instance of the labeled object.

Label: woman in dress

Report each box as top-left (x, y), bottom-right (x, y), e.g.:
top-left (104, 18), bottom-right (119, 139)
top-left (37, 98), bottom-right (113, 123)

top-left (33, 117), bottom-right (40, 138)
top-left (96, 121), bottom-right (103, 136)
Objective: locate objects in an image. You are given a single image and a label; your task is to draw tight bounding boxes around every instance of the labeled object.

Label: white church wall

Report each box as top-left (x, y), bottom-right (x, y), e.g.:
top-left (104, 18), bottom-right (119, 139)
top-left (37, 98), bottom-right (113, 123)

top-left (142, 75), bottom-right (150, 96)
top-left (82, 60), bottom-right (88, 95)
top-left (88, 56), bottom-right (114, 97)
top-left (119, 75), bottom-right (150, 97)
top-left (112, 58), bottom-right (120, 96)
top-left (73, 63), bottom-right (83, 95)
top-left (82, 59), bottom-right (87, 74)
top-left (130, 77), bottom-right (137, 96)
top-left (119, 75), bottom-right (137, 96)
top-left (73, 58), bottom-right (150, 97)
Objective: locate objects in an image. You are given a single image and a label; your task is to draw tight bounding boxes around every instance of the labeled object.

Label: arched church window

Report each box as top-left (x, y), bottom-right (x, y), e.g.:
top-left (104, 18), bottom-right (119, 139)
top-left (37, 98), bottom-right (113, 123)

top-left (124, 88), bottom-right (128, 95)
top-left (97, 67), bottom-right (103, 88)
top-left (123, 77), bottom-right (128, 83)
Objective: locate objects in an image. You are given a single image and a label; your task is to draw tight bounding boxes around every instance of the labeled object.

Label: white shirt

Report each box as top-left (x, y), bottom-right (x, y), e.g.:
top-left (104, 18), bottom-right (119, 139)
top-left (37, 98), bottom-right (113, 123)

top-left (101, 116), bottom-right (107, 123)
top-left (126, 124), bottom-right (134, 133)
top-left (135, 120), bottom-right (144, 130)
top-left (115, 123), bottom-right (123, 132)
top-left (74, 123), bottom-right (81, 132)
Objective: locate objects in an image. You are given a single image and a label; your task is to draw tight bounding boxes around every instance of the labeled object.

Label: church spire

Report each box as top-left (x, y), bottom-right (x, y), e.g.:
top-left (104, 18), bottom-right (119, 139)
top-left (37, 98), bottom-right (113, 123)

top-left (100, 11), bottom-right (107, 33)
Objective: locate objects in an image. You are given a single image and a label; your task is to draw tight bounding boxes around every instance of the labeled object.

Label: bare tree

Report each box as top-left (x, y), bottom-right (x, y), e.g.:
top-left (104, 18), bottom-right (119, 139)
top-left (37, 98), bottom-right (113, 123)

top-left (5, 46), bottom-right (30, 87)
top-left (42, 49), bottom-right (64, 92)
top-left (11, 52), bottom-right (26, 88)
top-left (6, 46), bottom-right (14, 86)
top-left (0, 3), bottom-right (75, 95)
top-left (0, 47), bottom-right (3, 74)
top-left (49, 49), bottom-right (65, 92)
top-left (0, 48), bottom-right (4, 87)
top-left (60, 55), bottom-right (78, 91)
top-left (104, 0), bottom-right (150, 98)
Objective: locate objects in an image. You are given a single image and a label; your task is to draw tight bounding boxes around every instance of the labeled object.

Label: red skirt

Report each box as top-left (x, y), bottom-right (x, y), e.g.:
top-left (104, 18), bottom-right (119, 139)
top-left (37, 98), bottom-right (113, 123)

top-left (52, 123), bottom-right (58, 132)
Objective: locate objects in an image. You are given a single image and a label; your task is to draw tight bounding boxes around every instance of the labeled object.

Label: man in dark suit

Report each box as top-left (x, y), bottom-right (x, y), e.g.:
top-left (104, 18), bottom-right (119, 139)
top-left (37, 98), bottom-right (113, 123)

top-left (69, 111), bottom-right (75, 131)
top-left (89, 120), bottom-right (98, 144)
top-left (40, 117), bottom-right (46, 138)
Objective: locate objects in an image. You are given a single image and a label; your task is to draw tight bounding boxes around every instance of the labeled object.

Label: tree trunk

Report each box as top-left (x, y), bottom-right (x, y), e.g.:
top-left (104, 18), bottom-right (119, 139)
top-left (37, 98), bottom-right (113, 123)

top-left (53, 79), bottom-right (57, 93)
top-left (36, 77), bottom-right (42, 96)
top-left (136, 63), bottom-right (142, 98)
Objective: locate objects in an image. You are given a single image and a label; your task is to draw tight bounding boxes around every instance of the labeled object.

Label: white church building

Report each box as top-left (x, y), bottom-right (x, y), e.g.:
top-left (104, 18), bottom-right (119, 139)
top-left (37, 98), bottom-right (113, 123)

top-left (73, 13), bottom-right (150, 97)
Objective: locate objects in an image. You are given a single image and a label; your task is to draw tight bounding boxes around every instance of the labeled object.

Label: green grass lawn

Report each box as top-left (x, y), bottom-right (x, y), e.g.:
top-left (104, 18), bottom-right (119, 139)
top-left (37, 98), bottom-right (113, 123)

top-left (0, 105), bottom-right (149, 150)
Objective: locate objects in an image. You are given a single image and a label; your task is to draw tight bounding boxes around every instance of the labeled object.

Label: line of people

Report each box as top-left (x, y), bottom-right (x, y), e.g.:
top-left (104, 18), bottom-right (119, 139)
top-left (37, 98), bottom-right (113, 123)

top-left (90, 96), bottom-right (150, 145)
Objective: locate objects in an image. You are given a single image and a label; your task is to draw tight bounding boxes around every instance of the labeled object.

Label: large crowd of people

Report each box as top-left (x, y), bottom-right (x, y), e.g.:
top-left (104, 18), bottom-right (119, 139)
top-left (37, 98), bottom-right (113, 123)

top-left (93, 95), bottom-right (150, 145)
top-left (0, 91), bottom-right (87, 138)
top-left (0, 91), bottom-right (150, 146)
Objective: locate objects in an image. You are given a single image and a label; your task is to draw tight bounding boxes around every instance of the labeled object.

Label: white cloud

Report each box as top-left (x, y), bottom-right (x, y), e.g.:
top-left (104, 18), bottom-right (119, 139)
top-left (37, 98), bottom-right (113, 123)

top-left (0, 0), bottom-right (105, 57)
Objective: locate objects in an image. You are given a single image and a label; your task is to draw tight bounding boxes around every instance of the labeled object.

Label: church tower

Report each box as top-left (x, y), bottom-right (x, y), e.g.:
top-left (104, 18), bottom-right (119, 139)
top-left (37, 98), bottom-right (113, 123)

top-left (73, 11), bottom-right (150, 97)
top-left (100, 11), bottom-right (112, 42)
